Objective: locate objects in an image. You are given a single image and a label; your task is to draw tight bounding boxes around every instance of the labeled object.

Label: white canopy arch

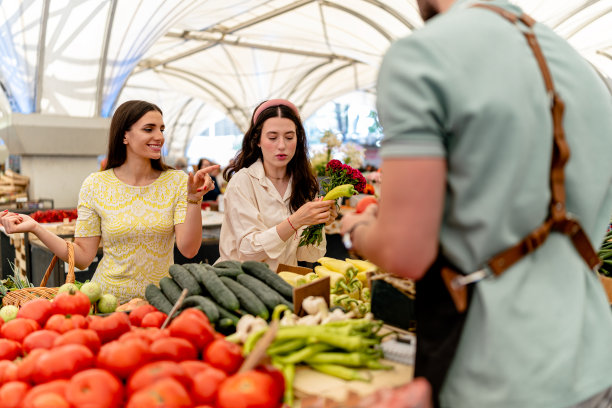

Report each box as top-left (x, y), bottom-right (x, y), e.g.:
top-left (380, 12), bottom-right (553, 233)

top-left (0, 0), bottom-right (610, 162)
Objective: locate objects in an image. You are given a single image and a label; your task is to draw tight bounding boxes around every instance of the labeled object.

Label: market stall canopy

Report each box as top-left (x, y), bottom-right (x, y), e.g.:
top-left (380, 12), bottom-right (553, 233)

top-left (1, 0), bottom-right (611, 159)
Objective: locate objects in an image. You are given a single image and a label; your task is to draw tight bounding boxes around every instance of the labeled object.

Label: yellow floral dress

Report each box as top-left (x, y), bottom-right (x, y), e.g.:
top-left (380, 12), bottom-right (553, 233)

top-left (75, 169), bottom-right (188, 303)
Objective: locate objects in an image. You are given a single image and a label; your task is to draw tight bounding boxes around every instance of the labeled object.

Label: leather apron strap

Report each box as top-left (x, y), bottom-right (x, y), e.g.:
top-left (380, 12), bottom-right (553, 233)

top-left (472, 4), bottom-right (601, 276)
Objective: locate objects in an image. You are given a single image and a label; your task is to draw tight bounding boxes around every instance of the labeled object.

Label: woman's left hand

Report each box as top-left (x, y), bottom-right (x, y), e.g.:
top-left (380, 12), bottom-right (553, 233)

top-left (325, 202), bottom-right (339, 226)
top-left (188, 164), bottom-right (220, 201)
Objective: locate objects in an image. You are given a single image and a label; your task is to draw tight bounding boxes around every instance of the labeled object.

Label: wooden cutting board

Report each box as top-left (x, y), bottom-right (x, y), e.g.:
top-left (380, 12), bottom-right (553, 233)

top-left (293, 360), bottom-right (414, 406)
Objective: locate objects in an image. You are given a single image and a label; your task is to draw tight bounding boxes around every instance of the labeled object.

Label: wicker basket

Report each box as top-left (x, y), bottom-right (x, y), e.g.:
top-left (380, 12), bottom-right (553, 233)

top-left (2, 241), bottom-right (75, 307)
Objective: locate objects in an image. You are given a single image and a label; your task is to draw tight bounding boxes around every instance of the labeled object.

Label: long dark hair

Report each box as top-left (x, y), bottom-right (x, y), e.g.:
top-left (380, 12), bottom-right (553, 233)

top-left (105, 100), bottom-right (171, 171)
top-left (224, 101), bottom-right (318, 212)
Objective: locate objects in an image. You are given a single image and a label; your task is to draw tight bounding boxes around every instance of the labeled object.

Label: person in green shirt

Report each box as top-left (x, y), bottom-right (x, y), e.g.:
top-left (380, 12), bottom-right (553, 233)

top-left (342, 0), bottom-right (612, 407)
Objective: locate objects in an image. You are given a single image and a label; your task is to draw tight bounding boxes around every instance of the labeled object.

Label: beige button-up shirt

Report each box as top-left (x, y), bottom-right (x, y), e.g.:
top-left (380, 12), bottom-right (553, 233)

top-left (218, 160), bottom-right (326, 271)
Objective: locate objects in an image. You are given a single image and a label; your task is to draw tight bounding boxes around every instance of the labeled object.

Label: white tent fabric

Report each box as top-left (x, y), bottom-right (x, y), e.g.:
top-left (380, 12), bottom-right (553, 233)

top-left (1, 0), bottom-right (611, 160)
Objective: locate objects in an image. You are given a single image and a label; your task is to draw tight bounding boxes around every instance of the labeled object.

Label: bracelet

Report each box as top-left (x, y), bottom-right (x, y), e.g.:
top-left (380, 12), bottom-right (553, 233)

top-left (186, 197), bottom-right (202, 205)
top-left (287, 217), bottom-right (298, 238)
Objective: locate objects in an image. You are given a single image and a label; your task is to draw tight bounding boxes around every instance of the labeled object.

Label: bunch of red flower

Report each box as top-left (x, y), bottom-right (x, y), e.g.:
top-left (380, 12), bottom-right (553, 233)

top-left (323, 159), bottom-right (366, 194)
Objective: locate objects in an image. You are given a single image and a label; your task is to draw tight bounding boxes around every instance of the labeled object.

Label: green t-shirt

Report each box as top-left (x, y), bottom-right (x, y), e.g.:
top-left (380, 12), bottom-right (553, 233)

top-left (377, 1), bottom-right (612, 407)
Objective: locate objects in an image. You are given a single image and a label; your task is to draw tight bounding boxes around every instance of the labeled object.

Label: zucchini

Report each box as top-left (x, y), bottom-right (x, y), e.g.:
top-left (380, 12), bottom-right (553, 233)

top-left (145, 284), bottom-right (173, 315)
top-left (180, 295), bottom-right (219, 323)
top-left (241, 261), bottom-right (293, 300)
top-left (237, 274), bottom-right (293, 312)
top-left (205, 264), bottom-right (243, 278)
top-left (199, 266), bottom-right (241, 311)
top-left (213, 260), bottom-right (243, 270)
top-left (219, 276), bottom-right (269, 320)
top-left (169, 264), bottom-right (202, 296)
top-left (159, 277), bottom-right (183, 304)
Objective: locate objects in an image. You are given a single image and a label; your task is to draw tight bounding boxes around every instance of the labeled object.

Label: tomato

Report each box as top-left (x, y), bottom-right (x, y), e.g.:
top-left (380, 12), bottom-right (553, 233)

top-left (32, 344), bottom-right (94, 384)
top-left (65, 368), bottom-right (124, 408)
top-left (169, 313), bottom-right (215, 352)
top-left (0, 338), bottom-right (22, 360)
top-left (52, 289), bottom-right (91, 317)
top-left (179, 308), bottom-right (210, 323)
top-left (204, 338), bottom-right (244, 374)
top-left (21, 379), bottom-right (69, 408)
top-left (0, 360), bottom-right (18, 383)
top-left (191, 365), bottom-right (227, 405)
top-left (129, 304), bottom-right (158, 327)
top-left (1, 318), bottom-right (40, 343)
top-left (216, 370), bottom-right (283, 408)
top-left (96, 338), bottom-right (151, 380)
top-left (87, 312), bottom-right (131, 343)
top-left (44, 314), bottom-right (88, 334)
top-left (126, 377), bottom-right (192, 408)
top-left (0, 380), bottom-right (30, 408)
top-left (22, 330), bottom-right (60, 353)
top-left (17, 299), bottom-right (54, 327)
top-left (119, 327), bottom-right (170, 344)
top-left (53, 328), bottom-right (101, 354)
top-left (16, 349), bottom-right (48, 384)
top-left (150, 336), bottom-right (198, 361)
top-left (140, 311), bottom-right (167, 328)
top-left (127, 360), bottom-right (192, 395)
top-left (256, 364), bottom-right (285, 394)
top-left (27, 392), bottom-right (70, 408)
top-left (355, 196), bottom-right (378, 214)
top-left (179, 360), bottom-right (214, 379)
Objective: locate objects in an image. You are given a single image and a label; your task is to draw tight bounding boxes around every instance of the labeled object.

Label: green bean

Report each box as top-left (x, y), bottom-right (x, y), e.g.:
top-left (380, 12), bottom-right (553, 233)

top-left (274, 343), bottom-right (332, 365)
top-left (309, 363), bottom-right (371, 382)
top-left (267, 338), bottom-right (308, 356)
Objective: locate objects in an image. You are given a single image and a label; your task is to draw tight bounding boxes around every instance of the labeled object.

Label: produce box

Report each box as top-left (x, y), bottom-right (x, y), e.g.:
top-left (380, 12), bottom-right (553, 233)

top-left (277, 263), bottom-right (330, 316)
top-left (370, 275), bottom-right (416, 332)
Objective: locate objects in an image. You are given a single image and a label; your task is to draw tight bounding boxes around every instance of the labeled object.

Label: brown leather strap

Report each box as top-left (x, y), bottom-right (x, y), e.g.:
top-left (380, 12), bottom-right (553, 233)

top-left (471, 4), bottom-right (601, 275)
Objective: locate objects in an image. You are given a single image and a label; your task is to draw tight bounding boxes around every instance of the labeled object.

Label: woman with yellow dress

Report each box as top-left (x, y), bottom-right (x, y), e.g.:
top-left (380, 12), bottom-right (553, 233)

top-left (0, 100), bottom-right (218, 303)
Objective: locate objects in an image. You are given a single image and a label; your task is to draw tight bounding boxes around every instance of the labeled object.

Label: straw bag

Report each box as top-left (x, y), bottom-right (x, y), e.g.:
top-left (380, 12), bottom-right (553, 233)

top-left (2, 240), bottom-right (75, 307)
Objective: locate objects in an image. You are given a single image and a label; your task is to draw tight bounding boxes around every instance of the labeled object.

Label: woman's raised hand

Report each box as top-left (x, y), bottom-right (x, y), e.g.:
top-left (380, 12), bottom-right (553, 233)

top-left (187, 164), bottom-right (220, 201)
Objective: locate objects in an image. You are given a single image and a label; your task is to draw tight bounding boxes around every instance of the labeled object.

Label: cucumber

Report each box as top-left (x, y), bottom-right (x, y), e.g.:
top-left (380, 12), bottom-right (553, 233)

top-left (145, 284), bottom-right (173, 315)
top-left (205, 264), bottom-right (243, 278)
top-left (182, 263), bottom-right (205, 285)
top-left (216, 303), bottom-right (240, 325)
top-left (237, 274), bottom-right (293, 312)
top-left (159, 277), bottom-right (183, 305)
top-left (180, 295), bottom-right (219, 323)
top-left (169, 264), bottom-right (202, 296)
top-left (219, 276), bottom-right (269, 320)
top-left (199, 266), bottom-right (241, 311)
top-left (213, 260), bottom-right (243, 270)
top-left (241, 261), bottom-right (293, 300)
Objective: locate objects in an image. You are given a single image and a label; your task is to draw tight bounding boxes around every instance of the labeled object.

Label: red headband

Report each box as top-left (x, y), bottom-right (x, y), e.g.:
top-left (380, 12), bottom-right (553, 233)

top-left (252, 99), bottom-right (300, 125)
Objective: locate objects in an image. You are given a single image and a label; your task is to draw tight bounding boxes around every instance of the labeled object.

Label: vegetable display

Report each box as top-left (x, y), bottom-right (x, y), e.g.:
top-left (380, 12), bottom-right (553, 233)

top-left (0, 292), bottom-right (285, 407)
top-left (144, 260), bottom-right (294, 334)
top-left (229, 301), bottom-right (391, 406)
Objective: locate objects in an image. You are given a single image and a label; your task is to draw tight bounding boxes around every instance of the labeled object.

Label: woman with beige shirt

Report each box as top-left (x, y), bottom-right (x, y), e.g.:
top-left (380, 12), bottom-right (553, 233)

top-left (218, 99), bottom-right (337, 271)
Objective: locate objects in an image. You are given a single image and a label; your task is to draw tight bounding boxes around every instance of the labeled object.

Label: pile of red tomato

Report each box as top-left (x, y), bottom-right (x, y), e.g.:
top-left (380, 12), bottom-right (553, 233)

top-left (0, 290), bottom-right (284, 408)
